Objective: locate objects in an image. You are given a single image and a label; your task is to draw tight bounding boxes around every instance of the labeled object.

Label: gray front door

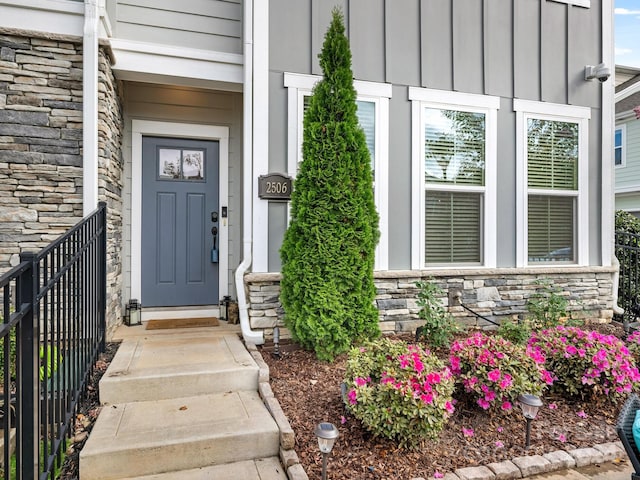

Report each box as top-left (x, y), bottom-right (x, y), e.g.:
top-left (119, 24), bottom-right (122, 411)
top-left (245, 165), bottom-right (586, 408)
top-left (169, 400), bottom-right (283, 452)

top-left (141, 137), bottom-right (219, 307)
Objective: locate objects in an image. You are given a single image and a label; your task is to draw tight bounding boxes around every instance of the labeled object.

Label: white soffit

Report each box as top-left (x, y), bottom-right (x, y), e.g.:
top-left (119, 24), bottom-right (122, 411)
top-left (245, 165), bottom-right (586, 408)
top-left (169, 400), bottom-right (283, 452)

top-left (110, 39), bottom-right (243, 91)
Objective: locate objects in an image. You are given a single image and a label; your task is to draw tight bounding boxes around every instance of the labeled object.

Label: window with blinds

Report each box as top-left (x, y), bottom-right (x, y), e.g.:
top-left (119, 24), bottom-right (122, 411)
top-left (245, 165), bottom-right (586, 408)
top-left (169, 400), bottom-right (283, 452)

top-left (615, 127), bottom-right (624, 166)
top-left (424, 107), bottom-right (485, 264)
top-left (526, 118), bottom-right (578, 263)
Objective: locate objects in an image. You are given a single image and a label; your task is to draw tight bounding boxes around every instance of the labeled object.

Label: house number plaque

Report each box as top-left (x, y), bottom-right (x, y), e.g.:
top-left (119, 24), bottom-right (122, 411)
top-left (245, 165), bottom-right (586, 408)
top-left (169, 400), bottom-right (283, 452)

top-left (258, 173), bottom-right (292, 201)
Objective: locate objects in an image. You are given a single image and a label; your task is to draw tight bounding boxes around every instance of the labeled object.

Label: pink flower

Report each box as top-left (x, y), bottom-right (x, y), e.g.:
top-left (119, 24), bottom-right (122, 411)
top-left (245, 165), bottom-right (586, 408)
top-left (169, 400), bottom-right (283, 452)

top-left (462, 427), bottom-right (474, 437)
top-left (433, 472), bottom-right (444, 479)
top-left (488, 369), bottom-right (501, 382)
top-left (495, 441), bottom-right (504, 448)
top-left (354, 377), bottom-right (368, 387)
top-left (576, 410), bottom-right (588, 418)
top-left (340, 416), bottom-right (347, 425)
top-left (347, 389), bottom-right (357, 405)
top-left (445, 401), bottom-right (455, 414)
top-left (548, 403), bottom-right (557, 410)
top-left (501, 401), bottom-right (512, 411)
top-left (477, 398), bottom-right (490, 409)
top-left (557, 433), bottom-right (567, 442)
top-left (421, 393), bottom-right (434, 405)
top-left (497, 426), bottom-right (503, 433)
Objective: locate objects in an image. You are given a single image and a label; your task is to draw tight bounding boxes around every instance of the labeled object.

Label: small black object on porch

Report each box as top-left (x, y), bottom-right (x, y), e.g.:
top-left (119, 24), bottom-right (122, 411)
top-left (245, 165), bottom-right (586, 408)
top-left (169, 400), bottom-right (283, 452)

top-left (616, 393), bottom-right (640, 480)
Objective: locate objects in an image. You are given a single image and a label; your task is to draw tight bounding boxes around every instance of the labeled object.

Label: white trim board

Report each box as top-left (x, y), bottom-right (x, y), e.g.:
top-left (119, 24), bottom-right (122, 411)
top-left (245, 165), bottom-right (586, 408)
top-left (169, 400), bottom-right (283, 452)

top-left (110, 39), bottom-right (243, 92)
top-left (130, 120), bottom-right (230, 306)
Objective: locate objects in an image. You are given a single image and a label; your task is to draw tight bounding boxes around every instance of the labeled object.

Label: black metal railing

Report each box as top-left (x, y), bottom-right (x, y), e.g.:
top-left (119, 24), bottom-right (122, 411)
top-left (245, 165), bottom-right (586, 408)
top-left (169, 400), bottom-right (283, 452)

top-left (0, 201), bottom-right (106, 480)
top-left (615, 229), bottom-right (640, 329)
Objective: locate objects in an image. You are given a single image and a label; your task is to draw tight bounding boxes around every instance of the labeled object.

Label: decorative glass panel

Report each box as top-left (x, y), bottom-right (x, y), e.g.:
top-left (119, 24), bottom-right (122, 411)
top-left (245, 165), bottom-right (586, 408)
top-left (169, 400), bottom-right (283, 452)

top-left (527, 119), bottom-right (578, 190)
top-left (159, 149), bottom-right (181, 179)
top-left (425, 191), bottom-right (482, 263)
top-left (158, 148), bottom-right (205, 181)
top-left (528, 195), bottom-right (574, 262)
top-left (424, 108), bottom-right (485, 186)
top-left (182, 150), bottom-right (204, 180)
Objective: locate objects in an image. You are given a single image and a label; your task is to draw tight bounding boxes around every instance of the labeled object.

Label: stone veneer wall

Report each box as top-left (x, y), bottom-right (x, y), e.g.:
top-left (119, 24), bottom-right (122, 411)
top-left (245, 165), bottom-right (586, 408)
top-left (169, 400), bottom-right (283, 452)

top-left (245, 267), bottom-right (618, 339)
top-left (97, 46), bottom-right (124, 338)
top-left (0, 29), bottom-right (123, 336)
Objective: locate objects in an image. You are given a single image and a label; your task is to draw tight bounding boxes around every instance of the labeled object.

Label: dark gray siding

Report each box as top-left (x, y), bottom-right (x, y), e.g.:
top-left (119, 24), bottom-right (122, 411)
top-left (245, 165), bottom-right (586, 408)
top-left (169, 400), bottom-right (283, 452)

top-left (269, 0), bottom-right (604, 271)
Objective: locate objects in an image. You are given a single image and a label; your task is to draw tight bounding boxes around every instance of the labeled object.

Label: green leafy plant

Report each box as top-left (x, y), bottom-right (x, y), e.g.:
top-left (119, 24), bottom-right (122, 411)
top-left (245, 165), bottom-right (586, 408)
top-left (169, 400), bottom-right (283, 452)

top-left (415, 280), bottom-right (459, 349)
top-left (0, 330), bottom-right (17, 385)
top-left (529, 326), bottom-right (640, 402)
top-left (449, 332), bottom-right (553, 411)
top-left (496, 318), bottom-right (532, 345)
top-left (526, 279), bottom-right (571, 330)
top-left (279, 8), bottom-right (380, 361)
top-left (344, 337), bottom-right (455, 449)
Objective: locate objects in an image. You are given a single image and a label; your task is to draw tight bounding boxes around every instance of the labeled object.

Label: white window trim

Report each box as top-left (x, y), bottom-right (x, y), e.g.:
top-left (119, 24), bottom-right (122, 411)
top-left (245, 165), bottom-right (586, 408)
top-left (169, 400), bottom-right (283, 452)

top-left (615, 124), bottom-right (626, 168)
top-left (513, 99), bottom-right (591, 268)
top-left (284, 72), bottom-right (392, 270)
top-left (408, 86), bottom-right (499, 270)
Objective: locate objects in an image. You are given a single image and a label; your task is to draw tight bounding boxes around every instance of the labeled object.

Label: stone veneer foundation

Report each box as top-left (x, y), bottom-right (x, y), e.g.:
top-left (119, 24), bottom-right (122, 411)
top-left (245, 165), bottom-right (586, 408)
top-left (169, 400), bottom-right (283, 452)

top-left (245, 266), bottom-right (618, 338)
top-left (0, 28), bottom-right (123, 336)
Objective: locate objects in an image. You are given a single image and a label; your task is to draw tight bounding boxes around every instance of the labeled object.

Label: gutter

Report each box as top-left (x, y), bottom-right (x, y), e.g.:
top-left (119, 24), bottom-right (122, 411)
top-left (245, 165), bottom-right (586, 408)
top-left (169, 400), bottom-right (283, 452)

top-left (235, 0), bottom-right (264, 345)
top-left (82, 0), bottom-right (99, 215)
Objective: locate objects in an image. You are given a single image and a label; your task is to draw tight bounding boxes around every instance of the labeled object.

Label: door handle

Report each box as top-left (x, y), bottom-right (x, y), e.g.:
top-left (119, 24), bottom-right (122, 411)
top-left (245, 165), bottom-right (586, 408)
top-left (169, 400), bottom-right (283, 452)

top-left (211, 226), bottom-right (218, 263)
top-left (211, 211), bottom-right (218, 223)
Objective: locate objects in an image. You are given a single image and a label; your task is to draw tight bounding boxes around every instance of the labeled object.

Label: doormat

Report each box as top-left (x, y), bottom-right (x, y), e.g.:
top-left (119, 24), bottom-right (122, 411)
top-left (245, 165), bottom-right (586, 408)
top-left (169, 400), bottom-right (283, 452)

top-left (145, 317), bottom-right (219, 330)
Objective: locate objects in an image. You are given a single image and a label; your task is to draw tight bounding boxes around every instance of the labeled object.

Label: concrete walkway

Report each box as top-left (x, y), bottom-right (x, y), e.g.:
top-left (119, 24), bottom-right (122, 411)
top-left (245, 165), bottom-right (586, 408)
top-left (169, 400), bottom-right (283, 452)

top-left (530, 460), bottom-right (633, 479)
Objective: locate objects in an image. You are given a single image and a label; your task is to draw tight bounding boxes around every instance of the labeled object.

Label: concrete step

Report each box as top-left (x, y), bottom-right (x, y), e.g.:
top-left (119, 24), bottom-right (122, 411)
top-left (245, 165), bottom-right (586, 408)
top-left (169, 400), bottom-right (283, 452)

top-left (118, 457), bottom-right (287, 480)
top-left (80, 391), bottom-right (280, 480)
top-left (100, 333), bottom-right (258, 404)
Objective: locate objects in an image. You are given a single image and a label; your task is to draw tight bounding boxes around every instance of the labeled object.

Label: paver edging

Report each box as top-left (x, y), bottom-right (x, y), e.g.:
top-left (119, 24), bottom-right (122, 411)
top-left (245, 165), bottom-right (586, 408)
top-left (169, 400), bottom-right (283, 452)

top-left (252, 343), bottom-right (302, 479)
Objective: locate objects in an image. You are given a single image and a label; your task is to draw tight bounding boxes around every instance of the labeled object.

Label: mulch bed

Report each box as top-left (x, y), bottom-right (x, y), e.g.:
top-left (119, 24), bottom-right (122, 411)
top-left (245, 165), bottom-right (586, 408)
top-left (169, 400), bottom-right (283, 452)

top-left (262, 324), bottom-right (631, 480)
top-left (58, 342), bottom-right (119, 480)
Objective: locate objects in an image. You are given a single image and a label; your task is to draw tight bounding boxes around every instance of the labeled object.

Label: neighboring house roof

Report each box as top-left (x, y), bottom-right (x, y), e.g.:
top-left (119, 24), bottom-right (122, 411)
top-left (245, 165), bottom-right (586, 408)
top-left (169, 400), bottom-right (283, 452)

top-left (615, 65), bottom-right (640, 88)
top-left (616, 65), bottom-right (640, 118)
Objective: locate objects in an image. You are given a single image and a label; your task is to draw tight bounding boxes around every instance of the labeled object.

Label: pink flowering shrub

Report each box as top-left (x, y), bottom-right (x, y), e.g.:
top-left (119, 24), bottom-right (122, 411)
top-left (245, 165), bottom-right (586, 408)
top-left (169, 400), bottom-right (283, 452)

top-left (344, 337), bottom-right (455, 449)
top-left (529, 326), bottom-right (640, 401)
top-left (625, 330), bottom-right (640, 361)
top-left (449, 332), bottom-right (552, 411)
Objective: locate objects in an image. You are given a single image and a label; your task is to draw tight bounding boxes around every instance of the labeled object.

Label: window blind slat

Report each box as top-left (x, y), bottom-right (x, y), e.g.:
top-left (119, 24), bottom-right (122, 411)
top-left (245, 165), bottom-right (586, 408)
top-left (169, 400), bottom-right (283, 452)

top-left (425, 191), bottom-right (482, 263)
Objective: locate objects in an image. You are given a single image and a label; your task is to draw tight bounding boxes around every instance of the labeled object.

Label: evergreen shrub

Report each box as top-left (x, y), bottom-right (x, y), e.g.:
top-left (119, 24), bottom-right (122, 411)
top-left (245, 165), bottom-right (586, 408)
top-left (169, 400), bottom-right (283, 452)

top-left (279, 8), bottom-right (380, 361)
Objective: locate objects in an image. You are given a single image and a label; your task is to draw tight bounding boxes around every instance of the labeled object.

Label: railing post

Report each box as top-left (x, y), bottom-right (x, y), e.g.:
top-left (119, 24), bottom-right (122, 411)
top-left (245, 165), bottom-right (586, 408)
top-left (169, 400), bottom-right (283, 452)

top-left (17, 251), bottom-right (39, 479)
top-left (99, 201), bottom-right (107, 352)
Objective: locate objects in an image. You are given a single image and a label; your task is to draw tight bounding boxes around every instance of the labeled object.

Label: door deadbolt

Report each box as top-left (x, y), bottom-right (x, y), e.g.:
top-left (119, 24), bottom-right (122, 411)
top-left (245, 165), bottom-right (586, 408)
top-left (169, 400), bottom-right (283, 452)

top-left (211, 211), bottom-right (218, 223)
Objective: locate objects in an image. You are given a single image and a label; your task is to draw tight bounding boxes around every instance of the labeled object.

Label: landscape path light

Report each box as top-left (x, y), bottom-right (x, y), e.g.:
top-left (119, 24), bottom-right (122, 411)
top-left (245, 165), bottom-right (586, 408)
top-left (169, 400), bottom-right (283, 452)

top-left (315, 422), bottom-right (339, 480)
top-left (518, 393), bottom-right (543, 448)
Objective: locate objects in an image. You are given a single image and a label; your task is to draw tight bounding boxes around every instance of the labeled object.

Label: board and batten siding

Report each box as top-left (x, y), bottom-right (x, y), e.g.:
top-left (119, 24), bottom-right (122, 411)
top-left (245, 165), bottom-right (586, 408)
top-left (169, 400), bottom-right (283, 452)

top-left (121, 82), bottom-right (243, 302)
top-left (109, 0), bottom-right (242, 54)
top-left (268, 0), bottom-right (605, 271)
